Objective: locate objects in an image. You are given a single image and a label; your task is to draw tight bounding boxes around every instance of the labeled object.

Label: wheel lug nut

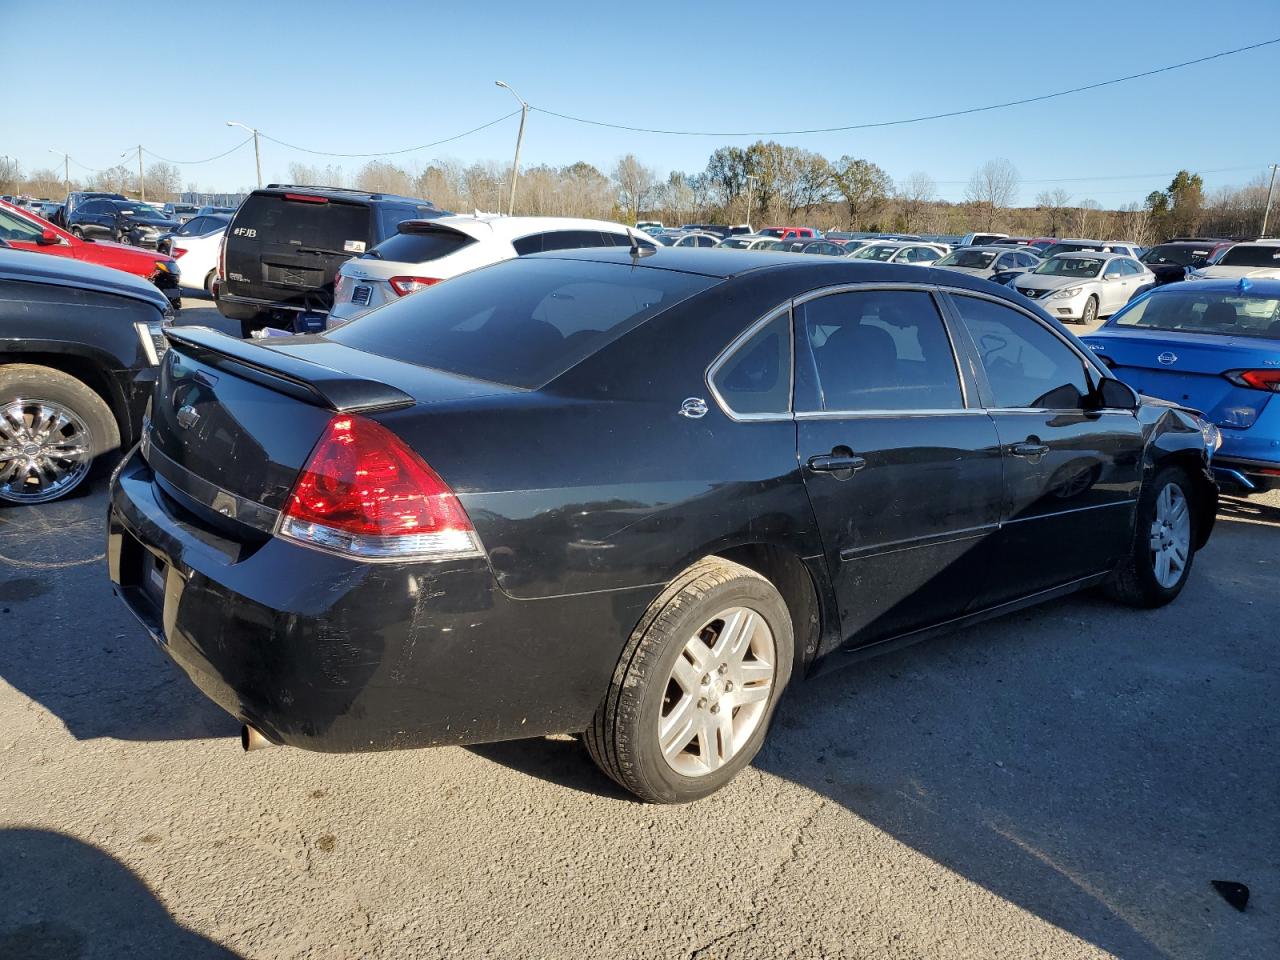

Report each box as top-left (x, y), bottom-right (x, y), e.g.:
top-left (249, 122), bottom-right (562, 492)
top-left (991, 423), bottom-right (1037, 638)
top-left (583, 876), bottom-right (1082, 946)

top-left (697, 698), bottom-right (707, 709)
top-left (709, 703), bottom-right (720, 714)
top-left (724, 681), bottom-right (733, 692)
top-left (700, 674), bottom-right (710, 686)
top-left (718, 663), bottom-right (728, 675)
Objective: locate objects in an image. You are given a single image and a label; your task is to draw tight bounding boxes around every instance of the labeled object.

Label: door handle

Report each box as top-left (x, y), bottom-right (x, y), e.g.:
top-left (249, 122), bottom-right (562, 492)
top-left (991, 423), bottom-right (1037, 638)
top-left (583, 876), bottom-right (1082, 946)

top-left (1011, 441), bottom-right (1050, 458)
top-left (808, 453), bottom-right (867, 473)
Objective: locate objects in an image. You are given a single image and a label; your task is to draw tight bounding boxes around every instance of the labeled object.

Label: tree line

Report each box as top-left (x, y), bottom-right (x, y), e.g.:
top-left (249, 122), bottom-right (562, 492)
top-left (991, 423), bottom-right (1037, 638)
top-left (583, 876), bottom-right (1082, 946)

top-left (0, 149), bottom-right (1270, 241)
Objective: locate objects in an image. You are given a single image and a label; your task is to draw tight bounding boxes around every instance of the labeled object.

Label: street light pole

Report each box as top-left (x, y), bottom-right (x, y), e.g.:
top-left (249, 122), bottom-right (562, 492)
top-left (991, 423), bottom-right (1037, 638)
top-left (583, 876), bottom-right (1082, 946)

top-left (123, 146), bottom-right (145, 201)
top-left (1262, 164), bottom-right (1279, 238)
top-left (48, 149), bottom-right (69, 196)
top-left (226, 121), bottom-right (262, 188)
top-left (495, 81), bottom-right (528, 216)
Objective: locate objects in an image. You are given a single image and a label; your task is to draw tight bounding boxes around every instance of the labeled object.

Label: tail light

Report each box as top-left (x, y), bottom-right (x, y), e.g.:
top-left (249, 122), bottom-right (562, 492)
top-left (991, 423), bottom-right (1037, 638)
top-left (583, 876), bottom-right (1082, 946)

top-left (388, 276), bottom-right (441, 296)
top-left (277, 414), bottom-right (482, 562)
top-left (1225, 369), bottom-right (1280, 393)
top-left (172, 247), bottom-right (188, 258)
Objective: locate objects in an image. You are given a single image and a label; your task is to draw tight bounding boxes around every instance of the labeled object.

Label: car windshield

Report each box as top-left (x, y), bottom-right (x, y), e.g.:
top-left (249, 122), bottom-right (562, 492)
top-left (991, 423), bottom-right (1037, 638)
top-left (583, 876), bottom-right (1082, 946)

top-left (1041, 242), bottom-right (1100, 258)
top-left (1141, 245), bottom-right (1206, 267)
top-left (1034, 256), bottom-right (1103, 278)
top-left (1112, 290), bottom-right (1280, 339)
top-left (757, 228), bottom-right (784, 238)
top-left (1216, 245), bottom-right (1280, 268)
top-left (327, 257), bottom-right (717, 389)
top-left (655, 234), bottom-right (681, 246)
top-left (845, 244), bottom-right (894, 261)
top-left (716, 238), bottom-right (751, 249)
top-left (937, 250), bottom-right (996, 268)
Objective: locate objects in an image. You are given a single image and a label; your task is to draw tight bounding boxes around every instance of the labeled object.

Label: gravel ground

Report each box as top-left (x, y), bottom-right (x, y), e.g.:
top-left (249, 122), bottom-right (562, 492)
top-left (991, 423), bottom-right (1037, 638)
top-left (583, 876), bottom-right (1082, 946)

top-left (0, 301), bottom-right (1276, 959)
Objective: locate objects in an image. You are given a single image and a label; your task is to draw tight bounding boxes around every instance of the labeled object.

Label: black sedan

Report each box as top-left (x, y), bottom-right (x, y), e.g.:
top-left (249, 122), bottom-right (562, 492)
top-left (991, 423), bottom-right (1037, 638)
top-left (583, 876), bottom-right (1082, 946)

top-left (107, 248), bottom-right (1217, 802)
top-left (66, 198), bottom-right (180, 247)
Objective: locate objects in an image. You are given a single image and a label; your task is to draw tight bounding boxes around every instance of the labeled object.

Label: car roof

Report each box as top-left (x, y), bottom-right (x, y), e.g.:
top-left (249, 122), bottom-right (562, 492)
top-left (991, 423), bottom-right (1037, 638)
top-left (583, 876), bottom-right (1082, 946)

top-left (256, 184), bottom-right (443, 208)
top-left (397, 214), bottom-right (633, 242)
top-left (1054, 251), bottom-right (1130, 260)
top-left (1149, 277), bottom-right (1280, 295)
top-left (0, 247), bottom-right (169, 310)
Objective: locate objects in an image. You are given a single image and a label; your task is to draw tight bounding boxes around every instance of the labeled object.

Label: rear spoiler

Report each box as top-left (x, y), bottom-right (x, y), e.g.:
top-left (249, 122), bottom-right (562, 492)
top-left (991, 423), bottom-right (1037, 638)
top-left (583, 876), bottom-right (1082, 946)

top-left (164, 327), bottom-right (414, 413)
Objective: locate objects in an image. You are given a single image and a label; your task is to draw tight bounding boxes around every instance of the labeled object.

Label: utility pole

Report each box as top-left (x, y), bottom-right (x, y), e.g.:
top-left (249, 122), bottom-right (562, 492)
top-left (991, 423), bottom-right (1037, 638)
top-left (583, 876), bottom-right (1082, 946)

top-left (48, 149), bottom-right (70, 196)
top-left (745, 174), bottom-right (759, 229)
top-left (226, 122), bottom-right (263, 188)
top-left (1262, 164), bottom-right (1279, 238)
top-left (495, 81), bottom-right (529, 216)
top-left (136, 146), bottom-right (145, 202)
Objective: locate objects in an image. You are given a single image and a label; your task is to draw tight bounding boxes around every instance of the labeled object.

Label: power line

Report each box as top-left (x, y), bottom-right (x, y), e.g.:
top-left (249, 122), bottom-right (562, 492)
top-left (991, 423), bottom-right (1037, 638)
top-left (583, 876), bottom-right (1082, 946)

top-left (931, 163), bottom-right (1266, 186)
top-left (531, 37), bottom-right (1280, 136)
top-left (255, 110), bottom-right (521, 158)
top-left (142, 138), bottom-right (253, 165)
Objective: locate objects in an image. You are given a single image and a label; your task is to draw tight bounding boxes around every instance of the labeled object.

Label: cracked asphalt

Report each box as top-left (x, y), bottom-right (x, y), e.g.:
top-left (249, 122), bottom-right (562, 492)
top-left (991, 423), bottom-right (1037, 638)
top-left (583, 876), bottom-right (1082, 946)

top-left (0, 298), bottom-right (1276, 959)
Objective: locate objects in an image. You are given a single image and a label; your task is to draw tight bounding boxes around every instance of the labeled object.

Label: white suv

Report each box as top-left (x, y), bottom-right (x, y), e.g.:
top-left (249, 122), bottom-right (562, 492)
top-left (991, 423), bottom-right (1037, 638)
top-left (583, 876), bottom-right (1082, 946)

top-left (329, 215), bottom-right (647, 324)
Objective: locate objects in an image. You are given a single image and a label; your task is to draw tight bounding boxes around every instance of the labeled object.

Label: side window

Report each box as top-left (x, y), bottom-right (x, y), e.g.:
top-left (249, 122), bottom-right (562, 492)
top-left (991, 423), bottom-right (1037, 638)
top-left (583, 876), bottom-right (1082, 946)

top-left (995, 254), bottom-right (1018, 270)
top-left (1017, 252), bottom-right (1039, 267)
top-left (0, 208), bottom-right (45, 242)
top-left (604, 232), bottom-right (632, 246)
top-left (512, 233), bottom-right (545, 256)
top-left (1103, 259), bottom-right (1124, 278)
top-left (79, 200), bottom-right (106, 215)
top-left (952, 295), bottom-right (1092, 409)
top-left (179, 217), bottom-right (205, 236)
top-left (710, 311), bottom-right (792, 417)
top-left (797, 290), bottom-right (964, 412)
top-left (696, 235), bottom-right (716, 247)
top-left (1121, 258), bottom-right (1143, 276)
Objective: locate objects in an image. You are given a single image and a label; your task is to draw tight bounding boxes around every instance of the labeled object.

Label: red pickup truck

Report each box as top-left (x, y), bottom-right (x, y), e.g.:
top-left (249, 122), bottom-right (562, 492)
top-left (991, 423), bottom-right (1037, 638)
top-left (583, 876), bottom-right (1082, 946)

top-left (759, 226), bottom-right (818, 241)
top-left (0, 199), bottom-right (180, 308)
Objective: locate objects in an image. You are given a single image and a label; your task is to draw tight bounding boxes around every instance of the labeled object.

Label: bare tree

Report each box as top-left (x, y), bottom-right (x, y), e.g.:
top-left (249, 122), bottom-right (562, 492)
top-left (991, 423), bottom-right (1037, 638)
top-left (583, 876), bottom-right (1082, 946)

top-left (1071, 199), bottom-right (1102, 237)
top-left (613, 154), bottom-right (659, 223)
top-left (1034, 187), bottom-right (1072, 236)
top-left (21, 167), bottom-right (69, 199)
top-left (145, 162), bottom-right (182, 202)
top-left (964, 159), bottom-right (1019, 230)
top-left (896, 172), bottom-right (936, 231)
top-left (0, 157), bottom-right (20, 196)
top-left (355, 160), bottom-right (413, 196)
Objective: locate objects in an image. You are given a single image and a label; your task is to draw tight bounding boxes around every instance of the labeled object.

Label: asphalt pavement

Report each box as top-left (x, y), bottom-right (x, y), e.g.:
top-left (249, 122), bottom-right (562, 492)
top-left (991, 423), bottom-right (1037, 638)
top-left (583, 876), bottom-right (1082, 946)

top-left (0, 299), bottom-right (1276, 959)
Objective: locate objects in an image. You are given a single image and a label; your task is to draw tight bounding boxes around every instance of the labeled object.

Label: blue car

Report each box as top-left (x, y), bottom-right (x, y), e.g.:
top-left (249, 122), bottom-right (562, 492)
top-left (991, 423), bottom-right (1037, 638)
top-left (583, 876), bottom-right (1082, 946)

top-left (1082, 278), bottom-right (1280, 493)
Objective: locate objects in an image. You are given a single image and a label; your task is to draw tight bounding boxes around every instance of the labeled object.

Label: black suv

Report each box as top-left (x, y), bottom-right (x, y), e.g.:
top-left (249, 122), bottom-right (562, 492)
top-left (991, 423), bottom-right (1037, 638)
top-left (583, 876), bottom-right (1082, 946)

top-left (216, 185), bottom-right (448, 337)
top-left (67, 199), bottom-right (180, 247)
top-left (0, 249), bottom-right (171, 504)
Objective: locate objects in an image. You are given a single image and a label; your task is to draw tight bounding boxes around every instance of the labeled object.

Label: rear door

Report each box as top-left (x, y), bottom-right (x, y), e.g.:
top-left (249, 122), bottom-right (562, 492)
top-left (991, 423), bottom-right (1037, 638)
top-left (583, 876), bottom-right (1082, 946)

top-left (223, 192), bottom-right (372, 309)
top-left (792, 285), bottom-right (1004, 647)
top-left (946, 292), bottom-right (1143, 605)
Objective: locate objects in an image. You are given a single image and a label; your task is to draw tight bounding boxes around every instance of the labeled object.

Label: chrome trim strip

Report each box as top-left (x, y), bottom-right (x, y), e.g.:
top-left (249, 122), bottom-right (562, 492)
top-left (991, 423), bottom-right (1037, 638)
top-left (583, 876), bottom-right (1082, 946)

top-left (796, 408), bottom-right (986, 420)
top-left (840, 523), bottom-right (996, 561)
top-left (1003, 500), bottom-right (1134, 524)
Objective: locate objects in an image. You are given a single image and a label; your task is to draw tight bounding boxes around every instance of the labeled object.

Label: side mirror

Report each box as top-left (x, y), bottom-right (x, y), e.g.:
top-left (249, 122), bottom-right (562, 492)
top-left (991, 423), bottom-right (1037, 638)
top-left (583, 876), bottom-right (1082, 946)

top-left (1095, 378), bottom-right (1138, 410)
top-left (37, 229), bottom-right (60, 246)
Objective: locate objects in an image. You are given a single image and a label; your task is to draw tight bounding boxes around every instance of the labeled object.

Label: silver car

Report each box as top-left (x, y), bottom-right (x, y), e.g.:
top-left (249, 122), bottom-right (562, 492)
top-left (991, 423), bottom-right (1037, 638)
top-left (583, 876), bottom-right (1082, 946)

top-left (845, 240), bottom-right (951, 264)
top-left (714, 234), bottom-right (783, 251)
top-left (932, 244), bottom-right (1041, 280)
top-left (1011, 252), bottom-right (1156, 324)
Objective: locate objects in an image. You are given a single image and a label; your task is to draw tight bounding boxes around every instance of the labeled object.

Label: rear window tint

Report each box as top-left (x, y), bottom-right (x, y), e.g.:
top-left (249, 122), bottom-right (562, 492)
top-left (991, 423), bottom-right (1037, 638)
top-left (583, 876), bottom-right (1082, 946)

top-left (1218, 245), bottom-right (1280, 267)
top-left (364, 228), bottom-right (475, 264)
top-left (231, 194), bottom-right (370, 254)
top-left (327, 257), bottom-right (716, 388)
top-left (512, 230), bottom-right (621, 255)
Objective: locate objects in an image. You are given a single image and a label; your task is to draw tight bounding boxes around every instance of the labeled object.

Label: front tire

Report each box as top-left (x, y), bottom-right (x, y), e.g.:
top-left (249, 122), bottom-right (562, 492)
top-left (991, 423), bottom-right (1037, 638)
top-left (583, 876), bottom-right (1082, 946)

top-left (1106, 466), bottom-right (1197, 607)
top-left (585, 557), bottom-right (794, 803)
top-left (0, 365), bottom-right (120, 505)
top-left (70, 226), bottom-right (84, 239)
top-left (1081, 295), bottom-right (1099, 325)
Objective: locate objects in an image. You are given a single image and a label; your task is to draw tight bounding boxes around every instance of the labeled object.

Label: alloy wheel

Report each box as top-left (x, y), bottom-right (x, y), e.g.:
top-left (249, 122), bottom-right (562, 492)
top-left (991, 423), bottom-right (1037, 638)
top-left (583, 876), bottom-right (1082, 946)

top-left (658, 606), bottom-right (776, 777)
top-left (1149, 482), bottom-right (1191, 589)
top-left (0, 399), bottom-right (93, 504)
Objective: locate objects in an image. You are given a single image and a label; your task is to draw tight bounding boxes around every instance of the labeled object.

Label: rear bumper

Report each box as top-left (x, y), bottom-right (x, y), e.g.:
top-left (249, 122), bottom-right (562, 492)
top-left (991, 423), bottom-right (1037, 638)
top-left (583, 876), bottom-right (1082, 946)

top-left (1213, 456), bottom-right (1280, 492)
top-left (107, 449), bottom-right (647, 752)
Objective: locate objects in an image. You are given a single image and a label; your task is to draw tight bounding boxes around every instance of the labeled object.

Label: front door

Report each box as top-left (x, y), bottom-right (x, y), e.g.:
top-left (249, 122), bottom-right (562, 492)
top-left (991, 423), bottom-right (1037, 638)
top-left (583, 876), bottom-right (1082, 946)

top-left (794, 286), bottom-right (1005, 648)
top-left (945, 292), bottom-right (1143, 607)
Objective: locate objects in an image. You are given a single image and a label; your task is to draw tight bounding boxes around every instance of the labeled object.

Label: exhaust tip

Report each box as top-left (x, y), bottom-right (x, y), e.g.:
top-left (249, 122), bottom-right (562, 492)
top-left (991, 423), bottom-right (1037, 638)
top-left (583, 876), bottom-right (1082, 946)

top-left (240, 724), bottom-right (276, 752)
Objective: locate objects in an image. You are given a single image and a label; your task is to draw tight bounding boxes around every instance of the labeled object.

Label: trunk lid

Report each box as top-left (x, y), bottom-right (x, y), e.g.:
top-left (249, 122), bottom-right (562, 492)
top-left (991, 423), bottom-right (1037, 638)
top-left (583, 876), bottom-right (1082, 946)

top-left (147, 329), bottom-right (513, 527)
top-left (1085, 328), bottom-right (1277, 428)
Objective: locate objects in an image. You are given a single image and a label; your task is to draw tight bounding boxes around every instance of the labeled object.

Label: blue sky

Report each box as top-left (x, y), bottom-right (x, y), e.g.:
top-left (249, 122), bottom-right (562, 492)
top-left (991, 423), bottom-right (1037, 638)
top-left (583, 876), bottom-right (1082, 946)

top-left (4, 1), bottom-right (1277, 205)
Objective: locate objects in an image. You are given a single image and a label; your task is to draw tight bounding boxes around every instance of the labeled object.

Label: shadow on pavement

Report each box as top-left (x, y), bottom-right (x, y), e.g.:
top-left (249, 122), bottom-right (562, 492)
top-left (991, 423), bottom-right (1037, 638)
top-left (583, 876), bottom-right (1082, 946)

top-left (0, 486), bottom-right (238, 742)
top-left (1218, 492), bottom-right (1280, 526)
top-left (0, 828), bottom-right (241, 959)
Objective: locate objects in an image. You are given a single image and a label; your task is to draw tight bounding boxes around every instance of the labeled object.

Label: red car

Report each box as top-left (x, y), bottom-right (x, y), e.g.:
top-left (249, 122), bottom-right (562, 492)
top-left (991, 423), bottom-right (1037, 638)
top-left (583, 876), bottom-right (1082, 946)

top-left (758, 226), bottom-right (818, 241)
top-left (0, 199), bottom-right (180, 308)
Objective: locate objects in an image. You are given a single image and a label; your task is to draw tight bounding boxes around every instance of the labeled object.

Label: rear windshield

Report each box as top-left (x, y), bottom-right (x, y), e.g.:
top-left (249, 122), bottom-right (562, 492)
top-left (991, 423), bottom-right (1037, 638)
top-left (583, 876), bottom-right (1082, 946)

top-left (327, 257), bottom-right (717, 388)
top-left (849, 244), bottom-right (897, 261)
top-left (1113, 291), bottom-right (1280, 339)
top-left (1217, 245), bottom-right (1280, 268)
top-left (1141, 245), bottom-right (1209, 267)
top-left (232, 193), bottom-right (370, 254)
top-left (938, 250), bottom-right (996, 268)
top-left (362, 227), bottom-right (475, 264)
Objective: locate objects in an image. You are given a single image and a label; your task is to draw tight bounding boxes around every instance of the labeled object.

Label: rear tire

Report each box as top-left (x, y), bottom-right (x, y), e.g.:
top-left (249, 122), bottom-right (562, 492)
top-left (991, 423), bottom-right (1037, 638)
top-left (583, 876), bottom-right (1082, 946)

top-left (1106, 465), bottom-right (1197, 608)
top-left (0, 365), bottom-right (120, 505)
top-left (204, 271), bottom-right (217, 297)
top-left (585, 557), bottom-right (794, 803)
top-left (70, 226), bottom-right (84, 239)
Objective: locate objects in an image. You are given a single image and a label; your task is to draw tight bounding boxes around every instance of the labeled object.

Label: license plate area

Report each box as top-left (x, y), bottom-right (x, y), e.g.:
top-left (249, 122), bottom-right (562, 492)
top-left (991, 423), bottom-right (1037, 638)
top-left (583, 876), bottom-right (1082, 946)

top-left (117, 528), bottom-right (168, 637)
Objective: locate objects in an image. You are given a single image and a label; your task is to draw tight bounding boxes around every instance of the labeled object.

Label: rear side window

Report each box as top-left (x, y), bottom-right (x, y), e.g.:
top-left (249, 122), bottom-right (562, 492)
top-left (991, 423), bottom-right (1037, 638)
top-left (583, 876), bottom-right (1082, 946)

top-left (231, 194), bottom-right (370, 254)
top-left (328, 257), bottom-right (716, 388)
top-left (1218, 245), bottom-right (1280, 267)
top-left (797, 290), bottom-right (963, 412)
top-left (512, 230), bottom-right (618, 255)
top-left (952, 295), bottom-right (1091, 409)
top-left (711, 312), bottom-right (792, 416)
top-left (364, 228), bottom-right (476, 264)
